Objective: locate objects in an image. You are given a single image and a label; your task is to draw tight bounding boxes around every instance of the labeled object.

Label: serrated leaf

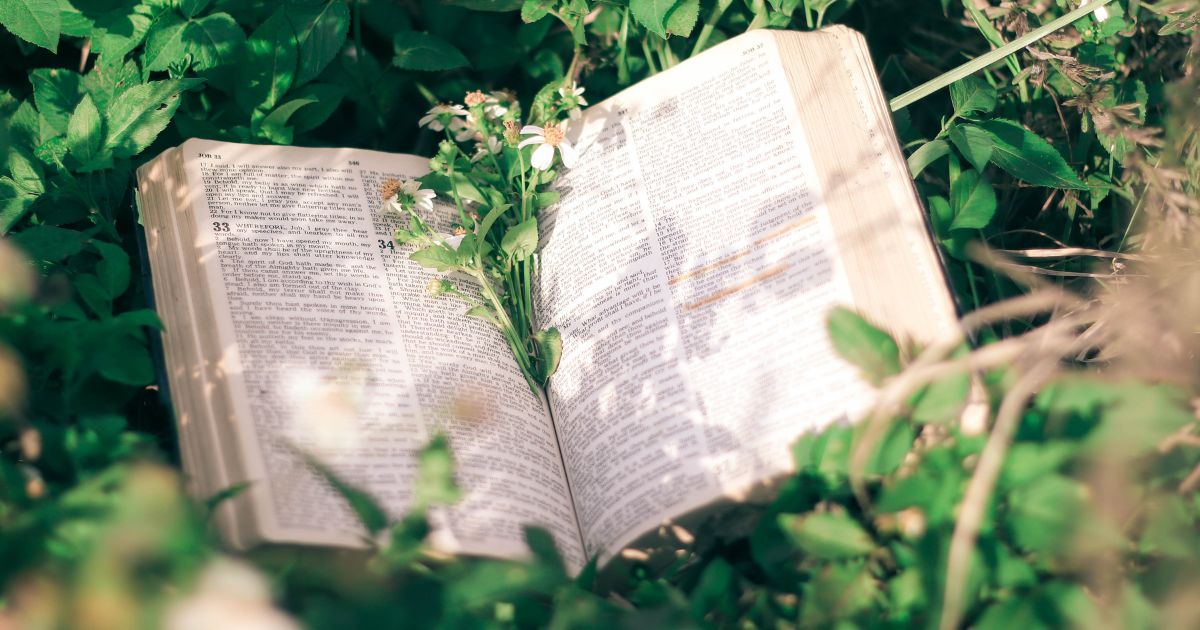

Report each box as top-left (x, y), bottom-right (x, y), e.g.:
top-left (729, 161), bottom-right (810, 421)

top-left (664, 0), bottom-right (699, 36)
top-left (30, 68), bottom-right (83, 133)
top-left (629, 0), bottom-right (678, 37)
top-left (142, 11), bottom-right (189, 72)
top-left (907, 139), bottom-right (949, 178)
top-left (979, 119), bottom-right (1087, 190)
top-left (949, 169), bottom-right (997, 231)
top-left (779, 512), bottom-right (875, 559)
top-left (826, 306), bottom-right (901, 385)
top-left (501, 216), bottom-right (538, 261)
top-left (91, 9), bottom-right (152, 59)
top-left (287, 0), bottom-right (350, 87)
top-left (948, 124), bottom-right (994, 173)
top-left (66, 94), bottom-right (110, 172)
top-left (392, 31), bottom-right (470, 71)
top-left (82, 58), bottom-right (140, 112)
top-left (0, 0), bottom-right (61, 52)
top-left (105, 79), bottom-right (202, 159)
top-left (950, 75), bottom-right (996, 116)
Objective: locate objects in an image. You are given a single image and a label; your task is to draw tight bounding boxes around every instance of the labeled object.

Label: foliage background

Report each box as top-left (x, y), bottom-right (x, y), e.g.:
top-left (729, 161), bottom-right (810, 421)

top-left (0, 0), bottom-right (1198, 628)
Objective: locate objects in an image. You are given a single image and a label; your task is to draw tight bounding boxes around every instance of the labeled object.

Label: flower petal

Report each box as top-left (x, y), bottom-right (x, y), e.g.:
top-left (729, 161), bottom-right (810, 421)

top-left (520, 125), bottom-right (544, 135)
top-left (531, 143), bottom-right (555, 170)
top-left (444, 234), bottom-right (465, 250)
top-left (517, 136), bottom-right (545, 148)
top-left (558, 141), bottom-right (578, 168)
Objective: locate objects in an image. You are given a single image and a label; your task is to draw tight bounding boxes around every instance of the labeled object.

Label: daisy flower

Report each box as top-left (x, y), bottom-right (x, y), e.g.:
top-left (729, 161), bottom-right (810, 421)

top-left (518, 121), bottom-right (577, 170)
top-left (558, 81), bottom-right (587, 119)
top-left (448, 117), bottom-right (477, 142)
top-left (418, 104), bottom-right (468, 131)
top-left (471, 136), bottom-right (504, 162)
top-left (385, 179), bottom-right (436, 215)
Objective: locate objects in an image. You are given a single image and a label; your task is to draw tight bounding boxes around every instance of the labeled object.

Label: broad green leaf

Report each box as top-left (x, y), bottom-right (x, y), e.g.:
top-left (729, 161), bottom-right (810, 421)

top-left (142, 11), bottom-right (189, 72)
top-left (66, 94), bottom-right (110, 172)
top-left (75, 273), bottom-right (112, 317)
top-left (0, 0), bottom-right (61, 51)
top-left (533, 327), bottom-right (562, 383)
top-left (979, 119), bottom-right (1087, 190)
top-left (287, 0), bottom-right (351, 87)
top-left (1006, 474), bottom-right (1087, 553)
top-left (12, 225), bottom-right (87, 262)
top-left (0, 178), bottom-right (37, 233)
top-left (664, 0), bottom-right (699, 37)
top-left (501, 216), bottom-right (538, 261)
top-left (92, 240), bottom-right (130, 299)
top-left (949, 75), bottom-right (997, 116)
top-left (30, 68), bottom-right (83, 133)
top-left (81, 58), bottom-right (140, 112)
top-left (409, 245), bottom-right (460, 271)
top-left (182, 12), bottom-right (246, 72)
top-left (948, 123), bottom-right (994, 173)
top-left (863, 421), bottom-right (914, 476)
top-left (91, 9), bottom-right (152, 59)
top-left (907, 139), bottom-right (949, 178)
top-left (6, 147), bottom-right (44, 195)
top-left (392, 31), bottom-right (470, 71)
top-left (949, 169), bottom-right (997, 230)
top-left (778, 512), bottom-right (875, 559)
top-left (414, 434), bottom-right (460, 509)
top-left (826, 306), bottom-right (901, 385)
top-left (909, 370), bottom-right (969, 425)
top-left (629, 0), bottom-right (678, 37)
top-left (179, 0), bottom-right (210, 18)
top-left (520, 0), bottom-right (554, 22)
top-left (105, 78), bottom-right (203, 159)
top-left (288, 83), bottom-right (345, 132)
top-left (241, 10), bottom-right (298, 113)
top-left (259, 98), bottom-right (316, 144)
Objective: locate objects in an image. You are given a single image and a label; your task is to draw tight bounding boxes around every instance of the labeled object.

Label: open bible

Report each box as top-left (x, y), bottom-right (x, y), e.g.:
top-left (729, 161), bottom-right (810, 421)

top-left (136, 26), bottom-right (958, 574)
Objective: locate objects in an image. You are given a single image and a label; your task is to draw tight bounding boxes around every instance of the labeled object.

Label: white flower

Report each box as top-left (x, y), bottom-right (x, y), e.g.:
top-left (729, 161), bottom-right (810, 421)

top-left (485, 91), bottom-right (511, 119)
top-left (166, 558), bottom-right (299, 630)
top-left (518, 121), bottom-right (577, 170)
top-left (443, 233), bottom-right (465, 250)
top-left (448, 117), bottom-right (477, 142)
top-left (418, 104), bottom-right (469, 131)
top-left (386, 179), bottom-right (436, 215)
top-left (471, 136), bottom-right (504, 162)
top-left (559, 81), bottom-right (587, 119)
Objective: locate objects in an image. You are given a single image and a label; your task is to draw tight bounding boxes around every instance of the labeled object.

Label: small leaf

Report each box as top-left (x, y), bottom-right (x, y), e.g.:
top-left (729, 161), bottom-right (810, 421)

top-left (30, 68), bottom-right (83, 133)
top-left (66, 94), bottom-right (110, 172)
top-left (826, 306), bottom-right (901, 385)
top-left (907, 139), bottom-right (949, 178)
top-left (92, 240), bottom-right (131, 299)
top-left (979, 119), bottom-right (1087, 190)
top-left (288, 83), bottom-right (346, 132)
top-left (949, 169), bottom-right (997, 231)
top-left (392, 31), bottom-right (470, 71)
top-left (296, 450), bottom-right (390, 536)
top-left (204, 482), bottom-right (250, 515)
top-left (778, 512), bottom-right (875, 559)
top-left (259, 98), bottom-right (316, 144)
top-left (533, 327), bottom-right (562, 383)
top-left (520, 0), bottom-right (554, 22)
top-left (105, 78), bottom-right (204, 159)
top-left (948, 124), bottom-right (994, 173)
top-left (501, 216), bottom-right (538, 261)
top-left (949, 75), bottom-right (997, 116)
top-left (409, 245), bottom-right (460, 271)
top-left (0, 0), bottom-right (61, 52)
top-left (12, 225), bottom-right (87, 262)
top-left (664, 0), bottom-right (700, 37)
top-left (414, 434), bottom-right (460, 509)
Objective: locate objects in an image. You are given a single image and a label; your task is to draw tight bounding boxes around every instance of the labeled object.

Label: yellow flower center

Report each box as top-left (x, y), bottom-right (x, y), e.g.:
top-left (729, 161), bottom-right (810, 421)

top-left (464, 90), bottom-right (487, 106)
top-left (380, 178), bottom-right (402, 201)
top-left (542, 123), bottom-right (564, 147)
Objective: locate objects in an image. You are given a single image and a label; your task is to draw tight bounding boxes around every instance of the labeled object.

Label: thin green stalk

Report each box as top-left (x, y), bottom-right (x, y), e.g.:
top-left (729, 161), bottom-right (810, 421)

top-left (641, 36), bottom-right (659, 75)
top-left (890, 0), bottom-right (1116, 112)
top-left (692, 0), bottom-right (734, 56)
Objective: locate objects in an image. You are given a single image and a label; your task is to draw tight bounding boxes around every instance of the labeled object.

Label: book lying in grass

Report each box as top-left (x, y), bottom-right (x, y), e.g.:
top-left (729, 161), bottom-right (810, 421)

top-left (136, 25), bottom-right (958, 573)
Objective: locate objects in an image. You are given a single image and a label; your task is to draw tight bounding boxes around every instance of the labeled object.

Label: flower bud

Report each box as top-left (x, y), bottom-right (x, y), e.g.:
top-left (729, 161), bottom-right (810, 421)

top-left (426, 278), bottom-right (452, 296)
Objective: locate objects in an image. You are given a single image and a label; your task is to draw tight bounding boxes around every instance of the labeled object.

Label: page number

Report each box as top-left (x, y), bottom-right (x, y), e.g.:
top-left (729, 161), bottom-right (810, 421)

top-left (378, 239), bottom-right (394, 251)
top-left (212, 221), bottom-right (231, 232)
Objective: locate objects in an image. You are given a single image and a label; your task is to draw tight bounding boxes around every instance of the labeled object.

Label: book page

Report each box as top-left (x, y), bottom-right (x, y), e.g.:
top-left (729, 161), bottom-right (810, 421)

top-left (534, 30), bottom-right (875, 559)
top-left (168, 139), bottom-right (584, 569)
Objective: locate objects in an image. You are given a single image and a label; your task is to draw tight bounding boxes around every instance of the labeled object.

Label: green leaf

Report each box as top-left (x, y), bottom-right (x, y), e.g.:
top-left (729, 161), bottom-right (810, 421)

top-left (664, 0), bottom-right (699, 37)
top-left (75, 273), bottom-right (112, 317)
top-left (259, 98), bottom-right (316, 144)
top-left (12, 225), bottom-right (87, 262)
top-left (179, 0), bottom-right (210, 18)
top-left (81, 58), bottom-right (140, 112)
top-left (296, 450), bottom-right (390, 536)
top-left (826, 306), bottom-right (901, 385)
top-left (778, 512), bottom-right (875, 559)
top-left (1006, 474), bottom-right (1087, 553)
top-left (446, 0), bottom-right (523, 10)
top-left (520, 0), bottom-right (554, 22)
top-left (142, 11), bottom-right (189, 72)
top-left (409, 245), bottom-right (460, 271)
top-left (30, 68), bottom-right (83, 133)
top-left (392, 31), bottom-right (470, 71)
top-left (948, 124), bottom-right (994, 173)
top-left (6, 147), bottom-right (44, 195)
top-left (910, 370), bottom-right (970, 425)
top-left (949, 169), bottom-right (997, 231)
top-left (288, 83), bottom-right (346, 133)
top-left (0, 0), bottom-right (61, 52)
top-left (204, 482), bottom-right (250, 515)
top-left (91, 9), bottom-right (152, 59)
top-left (501, 216), bottom-right (538, 261)
top-left (241, 10), bottom-right (298, 113)
top-left (92, 240), bottom-right (130, 299)
top-left (465, 305), bottom-right (500, 327)
top-left (0, 178), bottom-right (37, 233)
top-left (182, 12), bottom-right (246, 72)
top-left (949, 75), bottom-right (996, 117)
top-left (533, 327), bottom-right (562, 383)
top-left (629, 0), bottom-right (678, 37)
top-left (105, 78), bottom-right (203, 159)
top-left (414, 434), bottom-right (460, 509)
top-left (66, 94), bottom-right (110, 172)
top-left (978, 119), bottom-right (1087, 190)
top-left (907, 139), bottom-right (949, 178)
top-left (287, 0), bottom-right (351, 87)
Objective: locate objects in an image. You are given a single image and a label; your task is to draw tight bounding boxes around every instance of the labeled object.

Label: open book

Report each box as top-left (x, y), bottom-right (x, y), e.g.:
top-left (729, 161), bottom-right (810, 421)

top-left (136, 26), bottom-right (958, 574)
